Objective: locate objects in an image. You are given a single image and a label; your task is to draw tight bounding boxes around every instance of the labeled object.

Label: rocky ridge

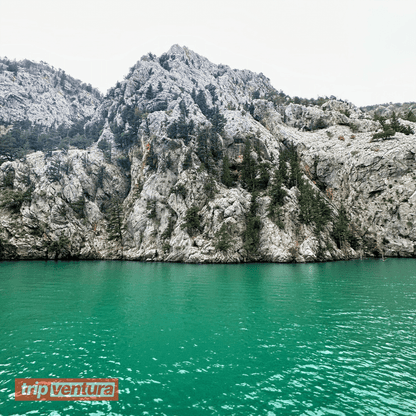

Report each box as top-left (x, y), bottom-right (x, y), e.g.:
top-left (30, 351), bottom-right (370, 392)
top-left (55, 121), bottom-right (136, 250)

top-left (0, 58), bottom-right (101, 128)
top-left (0, 45), bottom-right (415, 262)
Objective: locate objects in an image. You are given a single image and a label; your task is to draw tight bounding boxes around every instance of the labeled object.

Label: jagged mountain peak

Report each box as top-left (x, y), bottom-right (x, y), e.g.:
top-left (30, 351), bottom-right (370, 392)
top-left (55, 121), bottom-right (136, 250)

top-left (92, 45), bottom-right (281, 162)
top-left (166, 44), bottom-right (189, 58)
top-left (104, 45), bottom-right (274, 122)
top-left (117, 45), bottom-right (271, 102)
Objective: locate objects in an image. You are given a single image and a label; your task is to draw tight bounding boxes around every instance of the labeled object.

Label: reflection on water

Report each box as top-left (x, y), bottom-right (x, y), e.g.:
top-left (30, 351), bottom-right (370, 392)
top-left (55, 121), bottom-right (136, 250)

top-left (0, 259), bottom-right (415, 415)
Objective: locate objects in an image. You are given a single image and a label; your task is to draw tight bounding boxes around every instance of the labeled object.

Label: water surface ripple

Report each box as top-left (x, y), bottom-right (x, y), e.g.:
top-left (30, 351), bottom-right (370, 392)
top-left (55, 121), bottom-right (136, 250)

top-left (0, 260), bottom-right (415, 415)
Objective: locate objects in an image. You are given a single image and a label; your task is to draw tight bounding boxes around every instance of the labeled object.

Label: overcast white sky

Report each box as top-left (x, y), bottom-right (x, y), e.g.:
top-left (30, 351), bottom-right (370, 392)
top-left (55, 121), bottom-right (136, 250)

top-left (1, 0), bottom-right (415, 106)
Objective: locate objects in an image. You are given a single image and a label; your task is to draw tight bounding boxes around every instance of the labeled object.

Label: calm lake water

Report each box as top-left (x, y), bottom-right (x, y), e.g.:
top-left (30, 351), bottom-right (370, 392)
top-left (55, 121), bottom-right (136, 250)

top-left (0, 259), bottom-right (415, 415)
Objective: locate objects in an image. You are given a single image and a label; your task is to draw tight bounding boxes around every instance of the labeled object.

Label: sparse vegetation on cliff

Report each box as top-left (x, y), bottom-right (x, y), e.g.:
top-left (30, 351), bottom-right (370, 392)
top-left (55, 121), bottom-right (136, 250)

top-left (0, 45), bottom-right (415, 262)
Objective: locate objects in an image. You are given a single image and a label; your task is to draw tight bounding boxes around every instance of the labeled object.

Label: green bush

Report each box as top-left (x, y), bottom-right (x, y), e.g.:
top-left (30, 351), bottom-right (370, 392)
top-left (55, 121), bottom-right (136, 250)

top-left (116, 156), bottom-right (131, 172)
top-left (171, 183), bottom-right (187, 198)
top-left (349, 122), bottom-right (360, 133)
top-left (215, 224), bottom-right (233, 252)
top-left (204, 177), bottom-right (217, 200)
top-left (0, 188), bottom-right (32, 214)
top-left (161, 216), bottom-right (176, 240)
top-left (2, 170), bottom-right (15, 189)
top-left (372, 111), bottom-right (414, 140)
top-left (96, 166), bottom-right (106, 189)
top-left (0, 236), bottom-right (17, 259)
top-left (69, 196), bottom-right (86, 219)
top-left (182, 205), bottom-right (202, 237)
top-left (46, 159), bottom-right (62, 182)
top-left (268, 170), bottom-right (287, 228)
top-left (221, 155), bottom-right (233, 187)
top-left (147, 142), bottom-right (158, 171)
top-left (162, 242), bottom-right (171, 253)
top-left (70, 134), bottom-right (92, 150)
top-left (243, 193), bottom-right (261, 255)
top-left (298, 179), bottom-right (331, 232)
top-left (46, 235), bottom-right (72, 259)
top-left (256, 162), bottom-right (270, 190)
top-left (372, 127), bottom-right (395, 141)
top-left (403, 110), bottom-right (416, 122)
top-left (28, 221), bottom-right (45, 237)
top-left (241, 141), bottom-right (257, 192)
top-left (107, 198), bottom-right (124, 243)
top-left (331, 204), bottom-right (358, 249)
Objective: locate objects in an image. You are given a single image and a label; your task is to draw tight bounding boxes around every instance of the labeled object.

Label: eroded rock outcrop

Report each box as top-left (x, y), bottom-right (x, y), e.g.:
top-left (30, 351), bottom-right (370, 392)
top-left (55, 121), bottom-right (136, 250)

top-left (0, 58), bottom-right (101, 127)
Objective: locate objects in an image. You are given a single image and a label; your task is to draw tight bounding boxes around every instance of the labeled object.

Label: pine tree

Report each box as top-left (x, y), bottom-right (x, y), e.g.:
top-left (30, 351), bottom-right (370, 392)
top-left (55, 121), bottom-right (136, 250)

top-left (177, 120), bottom-right (189, 141)
top-left (314, 192), bottom-right (331, 232)
top-left (146, 84), bottom-right (154, 100)
top-left (107, 198), bottom-right (124, 243)
top-left (221, 155), bottom-right (233, 187)
top-left (298, 179), bottom-right (315, 225)
top-left (277, 149), bottom-right (289, 186)
top-left (98, 139), bottom-right (111, 162)
top-left (195, 90), bottom-right (209, 117)
top-left (182, 206), bottom-right (202, 237)
top-left (243, 193), bottom-right (261, 255)
top-left (256, 162), bottom-right (270, 190)
top-left (196, 128), bottom-right (209, 168)
top-left (0, 131), bottom-right (18, 161)
top-left (297, 178), bottom-right (332, 231)
top-left (46, 159), bottom-right (62, 182)
top-left (161, 215), bottom-right (176, 240)
top-left (179, 100), bottom-right (188, 118)
top-left (210, 106), bottom-right (226, 135)
top-left (2, 170), bottom-right (15, 189)
top-left (167, 121), bottom-right (178, 139)
top-left (241, 141), bottom-right (257, 192)
top-left (404, 110), bottom-right (416, 122)
top-left (204, 176), bottom-right (217, 200)
top-left (390, 111), bottom-right (400, 131)
top-left (210, 131), bottom-right (222, 162)
top-left (147, 141), bottom-right (158, 171)
top-left (372, 111), bottom-right (414, 140)
top-left (287, 146), bottom-right (301, 189)
top-left (215, 224), bottom-right (233, 252)
top-left (268, 170), bottom-right (287, 227)
top-left (187, 119), bottom-right (194, 141)
top-left (332, 204), bottom-right (350, 249)
top-left (182, 150), bottom-right (193, 170)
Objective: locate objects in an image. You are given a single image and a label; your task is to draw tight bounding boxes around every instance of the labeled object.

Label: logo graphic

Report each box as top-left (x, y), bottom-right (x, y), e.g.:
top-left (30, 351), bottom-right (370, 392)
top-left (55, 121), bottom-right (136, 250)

top-left (15, 378), bottom-right (118, 401)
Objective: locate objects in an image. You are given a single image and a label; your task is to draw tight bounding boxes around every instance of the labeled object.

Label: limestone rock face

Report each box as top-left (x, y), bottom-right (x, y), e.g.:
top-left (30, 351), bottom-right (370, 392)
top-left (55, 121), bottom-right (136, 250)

top-left (291, 125), bottom-right (416, 258)
top-left (0, 59), bottom-right (101, 127)
top-left (0, 46), bottom-right (415, 262)
top-left (0, 146), bottom-right (130, 259)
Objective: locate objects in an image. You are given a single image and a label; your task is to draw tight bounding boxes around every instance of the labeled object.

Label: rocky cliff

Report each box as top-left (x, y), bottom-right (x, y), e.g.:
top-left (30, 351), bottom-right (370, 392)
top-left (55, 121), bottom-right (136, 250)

top-left (0, 58), bottom-right (101, 127)
top-left (0, 45), bottom-right (415, 262)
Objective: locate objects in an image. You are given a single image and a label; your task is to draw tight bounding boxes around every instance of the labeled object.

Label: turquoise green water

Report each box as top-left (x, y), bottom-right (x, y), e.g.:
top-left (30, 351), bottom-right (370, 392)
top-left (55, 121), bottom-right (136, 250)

top-left (0, 260), bottom-right (416, 415)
